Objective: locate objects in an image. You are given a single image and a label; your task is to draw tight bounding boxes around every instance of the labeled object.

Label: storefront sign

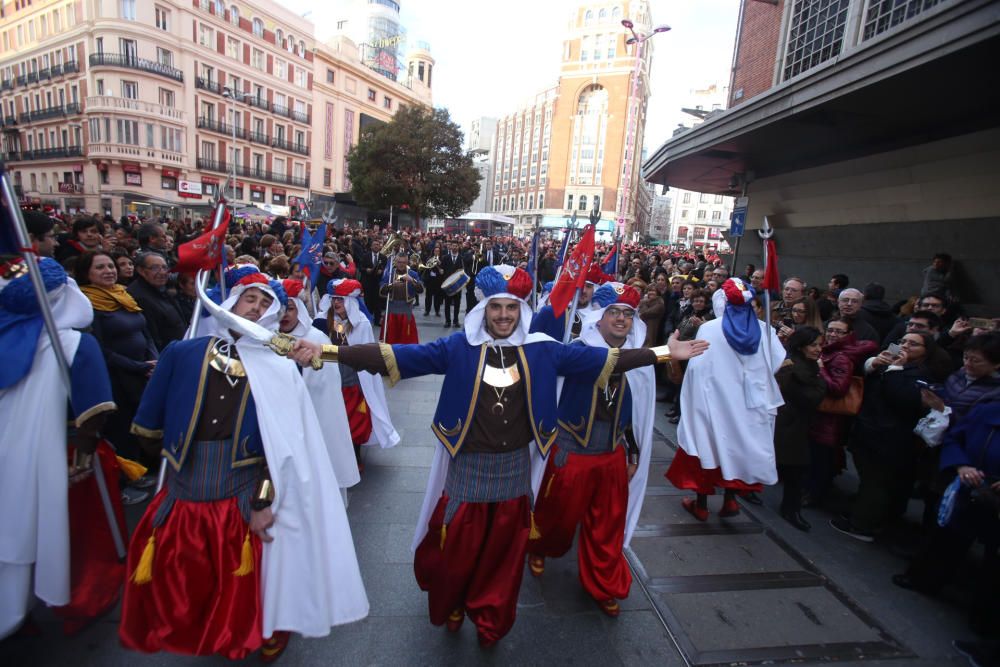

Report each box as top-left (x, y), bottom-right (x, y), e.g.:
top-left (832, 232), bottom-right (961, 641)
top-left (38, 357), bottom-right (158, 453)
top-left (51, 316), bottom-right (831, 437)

top-left (125, 172), bottom-right (142, 186)
top-left (162, 168), bottom-right (181, 179)
top-left (178, 179), bottom-right (203, 198)
top-left (122, 163), bottom-right (141, 174)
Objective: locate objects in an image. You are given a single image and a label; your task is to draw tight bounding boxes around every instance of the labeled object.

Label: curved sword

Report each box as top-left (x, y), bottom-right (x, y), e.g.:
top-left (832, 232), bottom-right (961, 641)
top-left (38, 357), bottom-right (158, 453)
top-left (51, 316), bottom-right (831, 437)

top-left (194, 269), bottom-right (322, 369)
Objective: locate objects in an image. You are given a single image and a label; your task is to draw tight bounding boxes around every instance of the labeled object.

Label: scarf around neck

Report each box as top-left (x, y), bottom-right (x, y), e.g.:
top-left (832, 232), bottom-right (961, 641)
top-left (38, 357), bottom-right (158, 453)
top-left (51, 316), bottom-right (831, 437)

top-left (81, 284), bottom-right (142, 313)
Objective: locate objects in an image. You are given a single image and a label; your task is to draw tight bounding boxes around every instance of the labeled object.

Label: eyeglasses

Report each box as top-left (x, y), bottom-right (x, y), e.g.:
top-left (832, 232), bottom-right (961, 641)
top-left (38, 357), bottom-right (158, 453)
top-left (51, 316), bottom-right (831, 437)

top-left (606, 308), bottom-right (635, 320)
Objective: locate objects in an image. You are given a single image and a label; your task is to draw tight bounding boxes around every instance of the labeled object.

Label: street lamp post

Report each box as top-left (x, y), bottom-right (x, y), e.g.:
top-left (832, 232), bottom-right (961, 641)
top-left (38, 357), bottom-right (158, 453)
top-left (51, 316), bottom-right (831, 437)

top-left (222, 87), bottom-right (241, 210)
top-left (618, 18), bottom-right (669, 242)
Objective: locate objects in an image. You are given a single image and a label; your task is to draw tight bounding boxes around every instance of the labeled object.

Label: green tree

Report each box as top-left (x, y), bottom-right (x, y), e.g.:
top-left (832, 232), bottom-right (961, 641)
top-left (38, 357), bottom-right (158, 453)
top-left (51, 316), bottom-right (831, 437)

top-left (347, 106), bottom-right (480, 228)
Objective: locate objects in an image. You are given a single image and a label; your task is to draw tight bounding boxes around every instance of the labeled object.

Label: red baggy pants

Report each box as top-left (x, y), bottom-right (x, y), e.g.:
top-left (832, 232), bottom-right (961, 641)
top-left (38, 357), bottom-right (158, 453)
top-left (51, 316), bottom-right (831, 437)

top-left (529, 446), bottom-right (631, 601)
top-left (414, 493), bottom-right (530, 644)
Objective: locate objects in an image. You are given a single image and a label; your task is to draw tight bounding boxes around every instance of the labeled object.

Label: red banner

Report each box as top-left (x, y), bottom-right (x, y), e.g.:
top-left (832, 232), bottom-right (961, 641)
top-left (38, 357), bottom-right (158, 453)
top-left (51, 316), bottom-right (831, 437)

top-left (174, 209), bottom-right (230, 273)
top-left (549, 225), bottom-right (596, 318)
top-left (761, 239), bottom-right (780, 291)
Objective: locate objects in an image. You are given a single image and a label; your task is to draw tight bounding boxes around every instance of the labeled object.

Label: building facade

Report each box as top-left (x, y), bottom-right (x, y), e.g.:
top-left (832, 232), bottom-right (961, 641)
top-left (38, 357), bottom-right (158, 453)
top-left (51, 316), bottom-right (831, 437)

top-left (490, 1), bottom-right (657, 240)
top-left (643, 0), bottom-right (1000, 307)
top-left (648, 191), bottom-right (670, 242)
top-left (309, 34), bottom-right (432, 225)
top-left (0, 0), bottom-right (432, 222)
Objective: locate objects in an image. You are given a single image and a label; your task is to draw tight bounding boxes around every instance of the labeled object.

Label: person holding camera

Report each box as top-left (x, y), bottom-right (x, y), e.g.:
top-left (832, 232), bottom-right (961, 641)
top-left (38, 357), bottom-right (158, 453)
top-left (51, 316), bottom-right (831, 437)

top-left (893, 401), bottom-right (1000, 638)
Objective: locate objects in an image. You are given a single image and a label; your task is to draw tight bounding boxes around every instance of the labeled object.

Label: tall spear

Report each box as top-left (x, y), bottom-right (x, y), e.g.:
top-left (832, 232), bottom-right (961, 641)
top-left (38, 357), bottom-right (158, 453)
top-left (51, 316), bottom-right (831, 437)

top-left (0, 164), bottom-right (127, 559)
top-left (758, 215), bottom-right (775, 373)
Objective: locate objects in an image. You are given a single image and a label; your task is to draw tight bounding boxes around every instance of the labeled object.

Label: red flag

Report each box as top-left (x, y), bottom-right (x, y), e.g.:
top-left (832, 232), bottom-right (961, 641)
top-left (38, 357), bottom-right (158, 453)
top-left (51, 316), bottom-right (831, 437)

top-left (174, 210), bottom-right (230, 273)
top-left (761, 239), bottom-right (780, 291)
top-left (549, 225), bottom-right (596, 318)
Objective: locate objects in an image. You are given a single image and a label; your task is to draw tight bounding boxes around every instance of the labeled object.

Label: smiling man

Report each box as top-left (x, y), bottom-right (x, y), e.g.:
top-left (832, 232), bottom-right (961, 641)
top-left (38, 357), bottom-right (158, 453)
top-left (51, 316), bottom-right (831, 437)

top-left (120, 272), bottom-right (368, 662)
top-left (289, 265), bottom-right (708, 648)
top-left (528, 283), bottom-right (656, 619)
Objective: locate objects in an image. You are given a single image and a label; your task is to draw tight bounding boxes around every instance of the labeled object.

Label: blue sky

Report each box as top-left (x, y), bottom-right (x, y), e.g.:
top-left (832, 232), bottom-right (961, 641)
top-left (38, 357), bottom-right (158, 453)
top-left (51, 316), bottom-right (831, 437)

top-left (290, 0), bottom-right (740, 153)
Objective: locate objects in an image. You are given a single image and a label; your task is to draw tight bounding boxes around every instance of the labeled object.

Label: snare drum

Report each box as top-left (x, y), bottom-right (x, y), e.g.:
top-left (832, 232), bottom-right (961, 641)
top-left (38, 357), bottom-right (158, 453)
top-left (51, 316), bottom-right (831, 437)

top-left (442, 270), bottom-right (470, 297)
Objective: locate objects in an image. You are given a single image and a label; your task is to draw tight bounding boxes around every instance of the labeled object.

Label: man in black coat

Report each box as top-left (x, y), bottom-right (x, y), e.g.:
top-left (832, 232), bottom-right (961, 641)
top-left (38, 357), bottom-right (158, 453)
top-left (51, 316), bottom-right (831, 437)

top-left (127, 252), bottom-right (188, 352)
top-left (358, 238), bottom-right (387, 324)
top-left (439, 239), bottom-right (465, 328)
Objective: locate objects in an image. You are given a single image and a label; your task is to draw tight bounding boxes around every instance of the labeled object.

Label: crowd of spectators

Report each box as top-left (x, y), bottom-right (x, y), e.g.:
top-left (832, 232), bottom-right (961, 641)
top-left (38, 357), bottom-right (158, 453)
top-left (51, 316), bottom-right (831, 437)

top-left (14, 208), bottom-right (999, 643)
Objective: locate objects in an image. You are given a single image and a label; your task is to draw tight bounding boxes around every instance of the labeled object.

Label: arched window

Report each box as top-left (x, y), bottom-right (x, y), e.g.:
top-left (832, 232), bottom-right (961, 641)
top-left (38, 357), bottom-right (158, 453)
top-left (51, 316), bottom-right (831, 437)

top-left (594, 195), bottom-right (601, 210)
top-left (518, 195), bottom-right (524, 209)
top-left (287, 34), bottom-right (295, 52)
top-left (612, 7), bottom-right (621, 19)
top-left (528, 194), bottom-right (534, 209)
top-left (215, 0), bottom-right (224, 15)
top-left (252, 18), bottom-right (263, 38)
top-left (577, 84), bottom-right (608, 115)
top-left (230, 5), bottom-right (239, 24)
top-left (538, 194), bottom-right (544, 209)
top-left (579, 195), bottom-right (587, 211)
top-left (599, 8), bottom-right (607, 21)
top-left (584, 10), bottom-right (593, 25)
top-left (501, 197), bottom-right (507, 211)
top-left (493, 198), bottom-right (499, 211)
top-left (298, 41), bottom-right (305, 56)
top-left (276, 29), bottom-right (284, 47)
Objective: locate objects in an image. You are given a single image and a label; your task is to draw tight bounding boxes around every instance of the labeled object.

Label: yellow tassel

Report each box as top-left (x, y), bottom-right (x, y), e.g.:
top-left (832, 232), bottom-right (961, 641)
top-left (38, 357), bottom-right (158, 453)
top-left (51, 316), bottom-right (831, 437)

top-left (440, 524), bottom-right (447, 551)
top-left (131, 532), bottom-right (155, 585)
top-left (529, 512), bottom-right (541, 540)
top-left (116, 456), bottom-right (148, 482)
top-left (358, 399), bottom-right (368, 414)
top-left (233, 530), bottom-right (254, 576)
top-left (545, 474), bottom-right (555, 498)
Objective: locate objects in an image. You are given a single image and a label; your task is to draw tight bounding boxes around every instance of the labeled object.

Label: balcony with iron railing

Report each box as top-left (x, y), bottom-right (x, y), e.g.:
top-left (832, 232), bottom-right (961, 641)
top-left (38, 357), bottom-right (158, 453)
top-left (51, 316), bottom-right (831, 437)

top-left (248, 130), bottom-right (269, 144)
top-left (196, 157), bottom-right (308, 188)
top-left (270, 136), bottom-right (309, 156)
top-left (89, 53), bottom-right (183, 82)
top-left (16, 75), bottom-right (26, 87)
top-left (25, 103), bottom-right (82, 122)
top-left (86, 96), bottom-right (184, 122)
top-left (197, 116), bottom-right (246, 139)
top-left (63, 60), bottom-right (79, 74)
top-left (26, 71), bottom-right (38, 84)
top-left (50, 64), bottom-right (63, 77)
top-left (1, 79), bottom-right (12, 91)
top-left (195, 76), bottom-right (222, 95)
top-left (2, 146), bottom-right (83, 161)
top-left (38, 68), bottom-right (51, 81)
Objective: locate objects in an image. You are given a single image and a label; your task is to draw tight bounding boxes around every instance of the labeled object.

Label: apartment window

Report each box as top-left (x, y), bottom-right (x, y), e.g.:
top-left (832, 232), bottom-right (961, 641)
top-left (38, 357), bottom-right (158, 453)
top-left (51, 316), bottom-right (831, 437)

top-left (157, 48), bottom-right (173, 67)
top-left (383, 96), bottom-right (392, 110)
top-left (367, 88), bottom-right (376, 102)
top-left (699, 193), bottom-right (709, 203)
top-left (230, 5), bottom-right (239, 25)
top-left (252, 18), bottom-right (264, 38)
top-left (682, 192), bottom-right (691, 204)
top-left (117, 119), bottom-right (139, 145)
top-left (326, 69), bottom-right (335, 83)
top-left (199, 25), bottom-right (213, 47)
top-left (579, 196), bottom-right (587, 211)
top-left (782, 0), bottom-right (849, 81)
top-left (121, 81), bottom-right (138, 99)
top-left (252, 49), bottom-right (265, 70)
top-left (711, 210), bottom-right (722, 221)
top-left (201, 141), bottom-right (215, 161)
top-left (227, 37), bottom-right (240, 59)
top-left (275, 59), bottom-right (287, 80)
top-left (96, 79), bottom-right (105, 96)
top-left (53, 10), bottom-right (62, 32)
top-left (146, 123), bottom-right (155, 148)
top-left (696, 210), bottom-right (706, 220)
top-left (566, 194), bottom-right (573, 210)
top-left (159, 88), bottom-right (174, 107)
top-left (121, 0), bottom-right (137, 21)
top-left (215, 0), bottom-right (224, 15)
top-left (253, 153), bottom-right (264, 171)
top-left (681, 210), bottom-right (688, 220)
top-left (323, 168), bottom-right (331, 188)
top-left (155, 6), bottom-right (169, 30)
top-left (295, 69), bottom-right (308, 88)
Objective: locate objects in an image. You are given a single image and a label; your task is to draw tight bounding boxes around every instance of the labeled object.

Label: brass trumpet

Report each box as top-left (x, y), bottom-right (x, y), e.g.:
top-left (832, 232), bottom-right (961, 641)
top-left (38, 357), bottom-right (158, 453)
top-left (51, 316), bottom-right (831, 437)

top-left (419, 256), bottom-right (440, 271)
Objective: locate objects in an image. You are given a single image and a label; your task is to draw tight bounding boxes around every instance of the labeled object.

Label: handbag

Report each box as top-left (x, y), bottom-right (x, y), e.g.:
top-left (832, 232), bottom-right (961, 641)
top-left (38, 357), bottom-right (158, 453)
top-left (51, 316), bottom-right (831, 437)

top-left (818, 375), bottom-right (863, 416)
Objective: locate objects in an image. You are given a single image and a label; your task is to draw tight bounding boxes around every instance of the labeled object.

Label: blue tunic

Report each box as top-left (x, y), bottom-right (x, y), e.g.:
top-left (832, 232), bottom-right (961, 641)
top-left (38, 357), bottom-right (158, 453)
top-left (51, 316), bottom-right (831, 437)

top-left (131, 337), bottom-right (264, 471)
top-left (387, 332), bottom-right (616, 458)
top-left (557, 340), bottom-right (633, 450)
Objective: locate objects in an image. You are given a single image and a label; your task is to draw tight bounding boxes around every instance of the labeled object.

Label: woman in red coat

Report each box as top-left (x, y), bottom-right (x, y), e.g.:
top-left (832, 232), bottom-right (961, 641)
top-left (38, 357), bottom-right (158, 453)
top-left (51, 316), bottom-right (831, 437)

top-left (805, 318), bottom-right (877, 506)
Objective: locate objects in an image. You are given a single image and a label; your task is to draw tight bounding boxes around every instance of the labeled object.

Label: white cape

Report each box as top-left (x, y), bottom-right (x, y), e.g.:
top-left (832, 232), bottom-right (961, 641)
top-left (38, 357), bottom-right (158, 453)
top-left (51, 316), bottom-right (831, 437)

top-left (0, 279), bottom-right (94, 637)
top-left (676, 315), bottom-right (785, 485)
top-left (318, 295), bottom-right (400, 449)
top-left (239, 342), bottom-right (369, 637)
top-left (214, 287), bottom-right (368, 637)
